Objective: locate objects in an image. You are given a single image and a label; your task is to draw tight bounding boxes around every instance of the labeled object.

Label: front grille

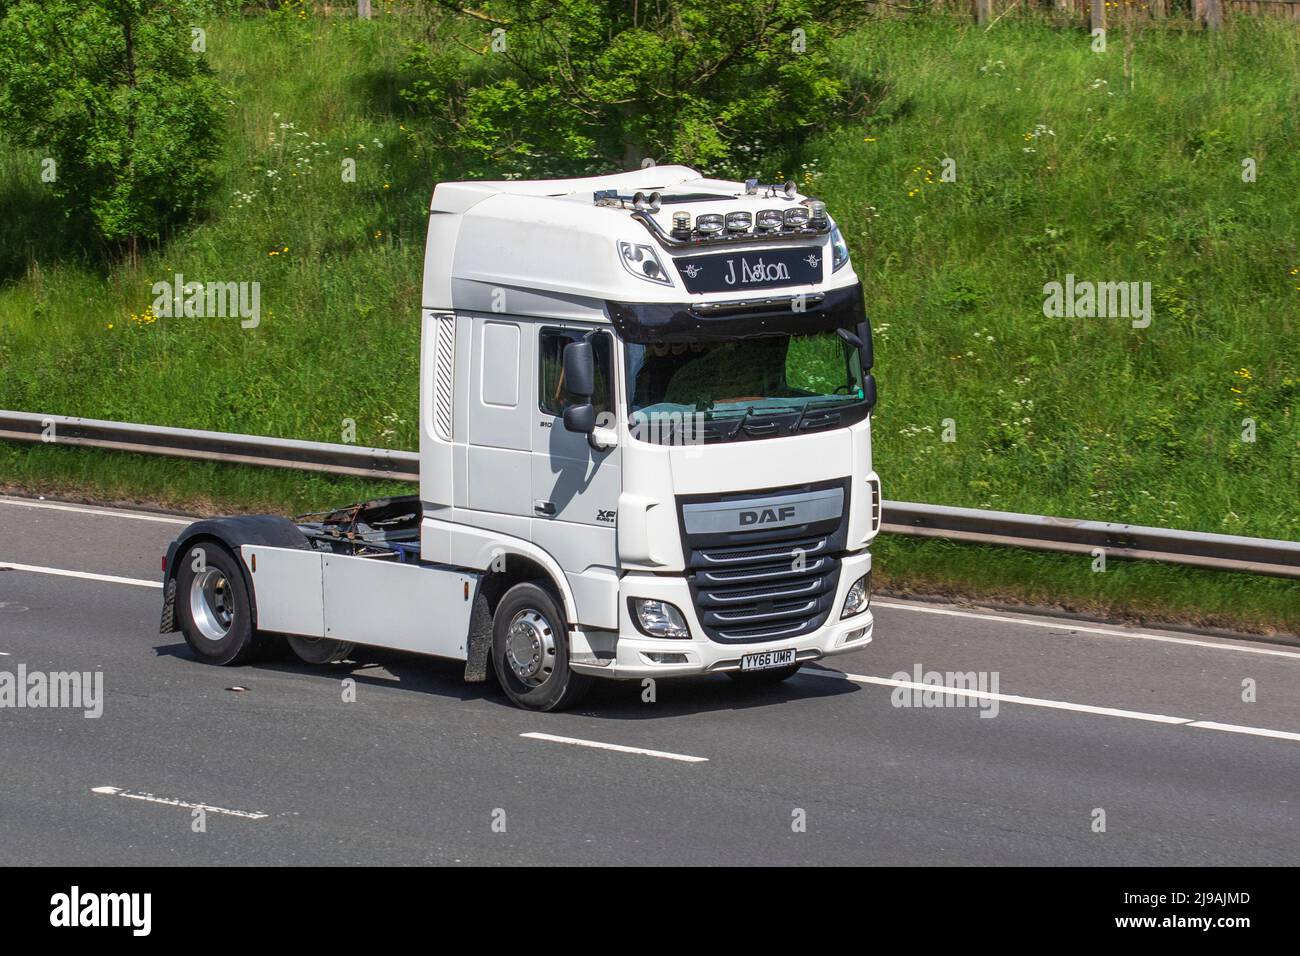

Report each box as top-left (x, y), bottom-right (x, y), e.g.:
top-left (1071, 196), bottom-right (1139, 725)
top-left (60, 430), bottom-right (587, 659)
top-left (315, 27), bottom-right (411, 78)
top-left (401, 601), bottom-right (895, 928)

top-left (679, 481), bottom-right (849, 643)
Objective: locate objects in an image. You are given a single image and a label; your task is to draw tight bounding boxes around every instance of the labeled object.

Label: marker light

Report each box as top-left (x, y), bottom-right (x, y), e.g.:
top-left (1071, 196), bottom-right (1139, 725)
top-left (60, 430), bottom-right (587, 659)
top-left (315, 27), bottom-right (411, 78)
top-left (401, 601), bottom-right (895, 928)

top-left (725, 211), bottom-right (753, 232)
top-left (756, 209), bottom-right (784, 231)
top-left (695, 213), bottom-right (724, 234)
top-left (617, 240), bottom-right (673, 286)
top-left (783, 207), bottom-right (810, 228)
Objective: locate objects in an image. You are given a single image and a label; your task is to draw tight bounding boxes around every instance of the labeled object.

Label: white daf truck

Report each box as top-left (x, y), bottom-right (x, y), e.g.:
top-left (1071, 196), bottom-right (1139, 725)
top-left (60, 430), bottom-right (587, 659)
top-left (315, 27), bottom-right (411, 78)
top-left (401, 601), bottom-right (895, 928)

top-left (160, 166), bottom-right (881, 711)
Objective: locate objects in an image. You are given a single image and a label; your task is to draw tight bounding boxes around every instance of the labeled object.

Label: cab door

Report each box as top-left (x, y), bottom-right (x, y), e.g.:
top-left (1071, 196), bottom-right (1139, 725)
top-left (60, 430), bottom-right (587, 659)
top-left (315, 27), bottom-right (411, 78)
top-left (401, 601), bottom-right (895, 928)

top-left (530, 326), bottom-right (621, 628)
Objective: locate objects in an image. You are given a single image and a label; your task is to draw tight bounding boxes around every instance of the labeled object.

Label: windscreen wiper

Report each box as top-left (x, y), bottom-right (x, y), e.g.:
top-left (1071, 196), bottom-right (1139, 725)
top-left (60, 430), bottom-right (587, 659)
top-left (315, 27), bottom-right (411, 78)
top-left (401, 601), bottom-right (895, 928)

top-left (790, 395), bottom-right (858, 433)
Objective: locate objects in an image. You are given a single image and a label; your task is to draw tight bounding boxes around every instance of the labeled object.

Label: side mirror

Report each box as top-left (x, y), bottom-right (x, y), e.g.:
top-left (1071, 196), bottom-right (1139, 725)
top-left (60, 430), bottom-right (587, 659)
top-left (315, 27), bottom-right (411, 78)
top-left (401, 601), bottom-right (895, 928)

top-left (562, 402), bottom-right (597, 435)
top-left (862, 373), bottom-right (877, 412)
top-left (857, 320), bottom-right (873, 371)
top-left (562, 339), bottom-right (595, 399)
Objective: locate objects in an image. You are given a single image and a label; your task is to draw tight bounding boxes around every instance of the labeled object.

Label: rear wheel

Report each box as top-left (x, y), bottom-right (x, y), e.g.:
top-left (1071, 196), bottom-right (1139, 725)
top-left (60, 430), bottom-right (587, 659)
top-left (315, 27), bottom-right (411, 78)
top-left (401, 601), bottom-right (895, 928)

top-left (492, 583), bottom-right (592, 712)
top-left (727, 663), bottom-right (802, 685)
top-left (287, 636), bottom-right (355, 664)
top-left (175, 542), bottom-right (266, 665)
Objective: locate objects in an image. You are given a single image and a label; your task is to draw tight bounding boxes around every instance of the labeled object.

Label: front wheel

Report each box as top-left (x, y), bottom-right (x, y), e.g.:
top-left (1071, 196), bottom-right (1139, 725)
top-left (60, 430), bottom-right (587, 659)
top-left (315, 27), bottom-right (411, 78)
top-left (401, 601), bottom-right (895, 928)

top-left (492, 583), bottom-right (592, 712)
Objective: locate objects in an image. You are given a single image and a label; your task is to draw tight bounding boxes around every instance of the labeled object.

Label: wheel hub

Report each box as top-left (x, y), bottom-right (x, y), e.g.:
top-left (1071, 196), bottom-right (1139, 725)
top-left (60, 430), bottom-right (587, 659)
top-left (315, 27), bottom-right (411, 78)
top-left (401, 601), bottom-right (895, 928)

top-left (189, 567), bottom-right (234, 642)
top-left (504, 610), bottom-right (554, 685)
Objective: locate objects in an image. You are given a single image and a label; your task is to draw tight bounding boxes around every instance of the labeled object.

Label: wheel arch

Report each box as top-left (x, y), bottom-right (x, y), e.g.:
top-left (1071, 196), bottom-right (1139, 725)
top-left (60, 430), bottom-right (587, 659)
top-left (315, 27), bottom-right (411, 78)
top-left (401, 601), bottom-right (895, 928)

top-left (161, 516), bottom-right (310, 634)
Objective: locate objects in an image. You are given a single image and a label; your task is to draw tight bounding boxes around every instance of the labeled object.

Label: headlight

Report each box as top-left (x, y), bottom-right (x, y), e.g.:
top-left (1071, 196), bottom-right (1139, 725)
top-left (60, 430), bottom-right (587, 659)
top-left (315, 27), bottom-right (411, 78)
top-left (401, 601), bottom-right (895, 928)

top-left (631, 599), bottom-right (691, 639)
top-left (617, 240), bottom-right (673, 286)
top-left (831, 224), bottom-right (850, 272)
top-left (840, 572), bottom-right (871, 618)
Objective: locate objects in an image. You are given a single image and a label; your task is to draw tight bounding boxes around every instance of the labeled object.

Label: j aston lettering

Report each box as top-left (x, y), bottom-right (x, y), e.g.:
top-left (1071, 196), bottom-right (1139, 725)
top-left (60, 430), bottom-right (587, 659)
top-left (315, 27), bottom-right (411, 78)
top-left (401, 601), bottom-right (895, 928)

top-left (724, 255), bottom-right (792, 286)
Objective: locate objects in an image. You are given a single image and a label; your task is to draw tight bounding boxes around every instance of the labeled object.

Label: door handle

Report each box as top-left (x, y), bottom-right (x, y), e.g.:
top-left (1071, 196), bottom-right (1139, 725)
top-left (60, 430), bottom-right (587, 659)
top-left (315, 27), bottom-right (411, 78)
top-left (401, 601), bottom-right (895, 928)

top-left (533, 500), bottom-right (556, 516)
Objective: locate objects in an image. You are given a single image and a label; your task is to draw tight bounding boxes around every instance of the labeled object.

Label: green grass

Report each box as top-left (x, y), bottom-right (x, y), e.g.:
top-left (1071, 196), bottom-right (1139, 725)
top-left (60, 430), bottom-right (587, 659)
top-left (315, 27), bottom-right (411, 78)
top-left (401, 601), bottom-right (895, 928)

top-left (0, 8), bottom-right (1297, 632)
top-left (819, 16), bottom-right (1299, 539)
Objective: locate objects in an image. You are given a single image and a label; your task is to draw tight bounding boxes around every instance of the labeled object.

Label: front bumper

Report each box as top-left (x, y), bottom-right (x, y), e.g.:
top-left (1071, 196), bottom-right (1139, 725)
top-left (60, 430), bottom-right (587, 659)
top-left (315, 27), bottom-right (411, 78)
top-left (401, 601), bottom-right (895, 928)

top-left (570, 551), bottom-right (874, 679)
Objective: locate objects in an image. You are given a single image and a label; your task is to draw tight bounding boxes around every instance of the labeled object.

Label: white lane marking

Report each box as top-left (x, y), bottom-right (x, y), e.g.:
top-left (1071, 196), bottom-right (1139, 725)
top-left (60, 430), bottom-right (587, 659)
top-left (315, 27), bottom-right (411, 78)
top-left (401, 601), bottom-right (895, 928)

top-left (521, 732), bottom-right (708, 763)
top-left (9, 498), bottom-right (1294, 660)
top-left (872, 600), bottom-right (1300, 660)
top-left (1186, 721), bottom-right (1300, 743)
top-left (0, 496), bottom-right (191, 525)
top-left (0, 562), bottom-right (161, 589)
top-left (803, 670), bottom-right (1300, 743)
top-left (91, 786), bottom-right (268, 819)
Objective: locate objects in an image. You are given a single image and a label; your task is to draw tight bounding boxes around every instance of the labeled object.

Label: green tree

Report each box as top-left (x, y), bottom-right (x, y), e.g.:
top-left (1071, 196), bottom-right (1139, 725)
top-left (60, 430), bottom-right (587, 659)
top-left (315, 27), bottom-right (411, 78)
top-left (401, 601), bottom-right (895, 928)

top-left (402, 0), bottom-right (870, 178)
top-left (0, 0), bottom-right (224, 258)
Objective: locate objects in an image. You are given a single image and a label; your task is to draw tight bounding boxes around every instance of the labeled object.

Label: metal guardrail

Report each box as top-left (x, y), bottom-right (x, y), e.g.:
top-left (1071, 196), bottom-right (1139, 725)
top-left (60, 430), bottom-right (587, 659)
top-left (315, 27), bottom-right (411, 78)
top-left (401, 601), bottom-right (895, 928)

top-left (3, 410), bottom-right (1298, 578)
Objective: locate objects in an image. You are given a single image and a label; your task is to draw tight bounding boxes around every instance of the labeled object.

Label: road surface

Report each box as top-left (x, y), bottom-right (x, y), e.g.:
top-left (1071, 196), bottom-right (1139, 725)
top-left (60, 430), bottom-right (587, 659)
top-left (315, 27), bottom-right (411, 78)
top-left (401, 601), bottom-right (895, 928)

top-left (1, 494), bottom-right (1297, 865)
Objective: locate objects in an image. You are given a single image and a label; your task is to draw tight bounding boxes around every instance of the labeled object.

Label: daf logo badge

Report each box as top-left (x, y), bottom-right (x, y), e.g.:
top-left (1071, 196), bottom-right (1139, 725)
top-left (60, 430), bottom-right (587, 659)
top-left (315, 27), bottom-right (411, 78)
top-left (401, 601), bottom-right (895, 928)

top-left (738, 505), bottom-right (797, 526)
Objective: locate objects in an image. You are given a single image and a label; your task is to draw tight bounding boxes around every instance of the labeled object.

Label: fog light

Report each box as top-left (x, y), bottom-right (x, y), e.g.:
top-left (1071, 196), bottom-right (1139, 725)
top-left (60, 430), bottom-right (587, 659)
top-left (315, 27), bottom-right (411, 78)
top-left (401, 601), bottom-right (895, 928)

top-left (756, 209), bottom-right (783, 231)
top-left (838, 626), bottom-right (868, 646)
top-left (840, 573), bottom-right (871, 618)
top-left (783, 207), bottom-right (810, 228)
top-left (695, 213), bottom-right (724, 235)
top-left (645, 652), bottom-right (689, 664)
top-left (725, 211), bottom-right (752, 232)
top-left (631, 598), bottom-right (691, 639)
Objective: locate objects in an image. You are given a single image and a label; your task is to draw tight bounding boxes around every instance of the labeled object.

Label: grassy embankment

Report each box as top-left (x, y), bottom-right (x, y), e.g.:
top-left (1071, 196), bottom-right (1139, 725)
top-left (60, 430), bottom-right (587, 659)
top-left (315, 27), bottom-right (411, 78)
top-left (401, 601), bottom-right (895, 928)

top-left (0, 10), bottom-right (1296, 632)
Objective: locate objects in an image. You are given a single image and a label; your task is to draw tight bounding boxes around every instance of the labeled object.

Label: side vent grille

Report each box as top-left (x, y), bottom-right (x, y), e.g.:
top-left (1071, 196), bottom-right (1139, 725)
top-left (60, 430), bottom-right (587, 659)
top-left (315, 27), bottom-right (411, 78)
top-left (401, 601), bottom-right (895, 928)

top-left (867, 474), bottom-right (882, 535)
top-left (432, 315), bottom-right (456, 441)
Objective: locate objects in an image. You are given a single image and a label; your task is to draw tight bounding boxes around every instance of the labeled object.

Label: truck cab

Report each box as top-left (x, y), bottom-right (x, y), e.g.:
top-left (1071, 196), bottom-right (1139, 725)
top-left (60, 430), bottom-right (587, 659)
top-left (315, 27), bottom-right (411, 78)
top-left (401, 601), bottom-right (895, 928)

top-left (161, 166), bottom-right (880, 711)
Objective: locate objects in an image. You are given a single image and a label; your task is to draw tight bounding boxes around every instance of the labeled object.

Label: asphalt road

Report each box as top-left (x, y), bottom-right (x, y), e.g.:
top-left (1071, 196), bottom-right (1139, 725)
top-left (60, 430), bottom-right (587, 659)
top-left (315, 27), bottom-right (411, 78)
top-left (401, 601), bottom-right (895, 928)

top-left (1, 493), bottom-right (1297, 865)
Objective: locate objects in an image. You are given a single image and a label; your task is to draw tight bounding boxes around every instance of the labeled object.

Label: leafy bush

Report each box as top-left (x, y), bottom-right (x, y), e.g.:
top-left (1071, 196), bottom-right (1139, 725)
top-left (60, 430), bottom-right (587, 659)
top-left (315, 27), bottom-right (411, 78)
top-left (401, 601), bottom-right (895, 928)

top-left (400, 0), bottom-right (872, 178)
top-left (0, 0), bottom-right (225, 255)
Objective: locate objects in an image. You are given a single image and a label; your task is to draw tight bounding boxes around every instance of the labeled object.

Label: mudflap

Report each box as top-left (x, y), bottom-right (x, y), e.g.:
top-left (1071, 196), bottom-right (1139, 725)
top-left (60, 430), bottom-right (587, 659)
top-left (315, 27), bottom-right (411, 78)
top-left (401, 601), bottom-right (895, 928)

top-left (159, 578), bottom-right (178, 634)
top-left (463, 591), bottom-right (494, 683)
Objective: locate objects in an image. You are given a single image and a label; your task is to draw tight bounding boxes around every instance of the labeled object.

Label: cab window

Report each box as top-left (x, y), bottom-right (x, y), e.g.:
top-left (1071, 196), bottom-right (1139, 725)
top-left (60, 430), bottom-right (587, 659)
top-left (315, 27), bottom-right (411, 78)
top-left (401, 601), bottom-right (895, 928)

top-left (539, 329), bottom-right (613, 416)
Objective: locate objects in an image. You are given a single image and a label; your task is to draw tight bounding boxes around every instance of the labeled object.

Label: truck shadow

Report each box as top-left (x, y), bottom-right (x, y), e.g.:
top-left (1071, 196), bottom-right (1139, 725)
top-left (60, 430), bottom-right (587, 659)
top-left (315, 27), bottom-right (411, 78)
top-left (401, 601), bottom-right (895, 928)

top-left (154, 641), bottom-right (860, 716)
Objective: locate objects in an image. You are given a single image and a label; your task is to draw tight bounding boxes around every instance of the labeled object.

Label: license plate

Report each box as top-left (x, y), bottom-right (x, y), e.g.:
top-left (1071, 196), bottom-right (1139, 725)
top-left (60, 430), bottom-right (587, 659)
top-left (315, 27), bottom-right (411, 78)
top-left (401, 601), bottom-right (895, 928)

top-left (740, 648), bottom-right (796, 672)
top-left (676, 247), bottom-right (823, 294)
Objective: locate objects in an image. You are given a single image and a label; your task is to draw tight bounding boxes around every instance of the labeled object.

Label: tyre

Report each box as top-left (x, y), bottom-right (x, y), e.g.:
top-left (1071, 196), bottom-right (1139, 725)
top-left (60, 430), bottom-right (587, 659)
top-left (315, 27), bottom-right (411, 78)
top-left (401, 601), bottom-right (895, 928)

top-left (287, 636), bottom-right (355, 665)
top-left (492, 582), bottom-right (592, 712)
top-left (175, 541), bottom-right (267, 665)
top-left (727, 663), bottom-right (802, 685)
